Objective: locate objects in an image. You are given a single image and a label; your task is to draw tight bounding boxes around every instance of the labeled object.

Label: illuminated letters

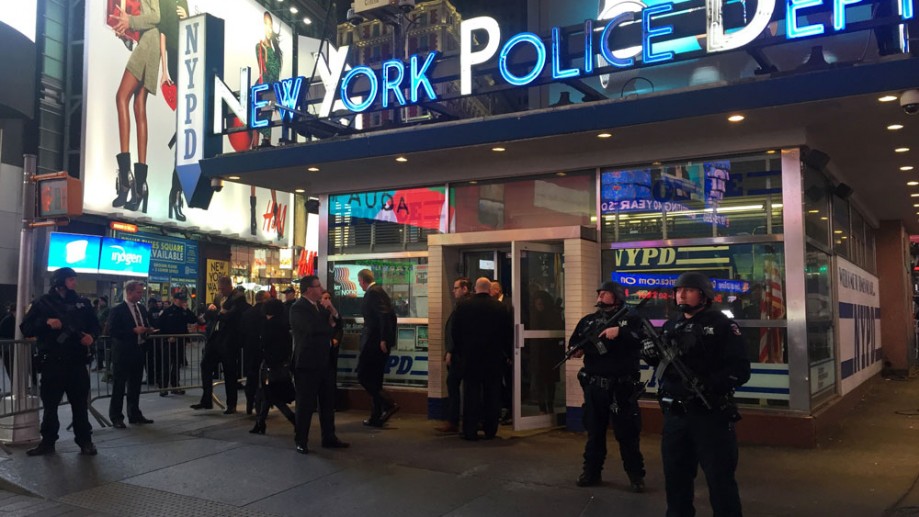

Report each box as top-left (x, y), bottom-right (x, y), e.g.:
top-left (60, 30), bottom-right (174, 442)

top-left (460, 16), bottom-right (501, 95)
top-left (340, 66), bottom-right (378, 112)
top-left (707, 0), bottom-right (776, 52)
top-left (249, 83), bottom-right (270, 129)
top-left (273, 76), bottom-right (303, 122)
top-left (213, 68), bottom-right (250, 134)
top-left (381, 59), bottom-right (407, 109)
top-left (498, 33), bottom-right (547, 87)
top-left (786, 0), bottom-right (826, 38)
top-left (643, 3), bottom-right (675, 64)
top-left (551, 27), bottom-right (579, 79)
top-left (600, 13), bottom-right (637, 68)
top-left (409, 52), bottom-right (438, 103)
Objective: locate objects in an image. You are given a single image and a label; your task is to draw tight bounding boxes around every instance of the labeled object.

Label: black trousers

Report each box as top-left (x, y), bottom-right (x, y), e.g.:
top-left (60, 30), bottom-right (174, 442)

top-left (243, 347), bottom-right (262, 410)
top-left (154, 341), bottom-right (182, 389)
top-left (661, 409), bottom-right (742, 517)
top-left (294, 367), bottom-right (336, 445)
top-left (109, 348), bottom-right (145, 421)
top-left (462, 371), bottom-right (502, 439)
top-left (39, 361), bottom-right (92, 446)
top-left (199, 344), bottom-right (238, 409)
top-left (445, 361), bottom-right (463, 426)
top-left (358, 350), bottom-right (394, 421)
top-left (582, 382), bottom-right (645, 478)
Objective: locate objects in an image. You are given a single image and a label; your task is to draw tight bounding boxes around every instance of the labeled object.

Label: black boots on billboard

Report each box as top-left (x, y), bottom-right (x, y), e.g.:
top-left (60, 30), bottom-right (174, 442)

top-left (112, 153), bottom-right (148, 213)
top-left (168, 170), bottom-right (186, 221)
top-left (112, 152), bottom-right (132, 208)
top-left (125, 162), bottom-right (149, 213)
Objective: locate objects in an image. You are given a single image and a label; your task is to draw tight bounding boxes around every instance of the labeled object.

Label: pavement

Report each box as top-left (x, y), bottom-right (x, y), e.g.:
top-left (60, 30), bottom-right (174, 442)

top-left (0, 375), bottom-right (918, 516)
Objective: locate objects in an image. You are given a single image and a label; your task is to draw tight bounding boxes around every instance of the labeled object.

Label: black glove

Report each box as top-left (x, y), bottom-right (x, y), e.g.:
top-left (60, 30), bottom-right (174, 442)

top-left (640, 338), bottom-right (658, 361)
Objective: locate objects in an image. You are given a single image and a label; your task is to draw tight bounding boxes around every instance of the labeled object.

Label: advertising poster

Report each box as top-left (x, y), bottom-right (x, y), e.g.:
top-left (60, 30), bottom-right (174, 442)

top-left (98, 237), bottom-right (153, 277)
top-left (83, 0), bottom-right (293, 244)
top-left (329, 187), bottom-right (454, 233)
top-left (114, 231), bottom-right (199, 284)
top-left (47, 233), bottom-right (103, 273)
top-left (205, 259), bottom-right (229, 305)
top-left (837, 257), bottom-right (882, 395)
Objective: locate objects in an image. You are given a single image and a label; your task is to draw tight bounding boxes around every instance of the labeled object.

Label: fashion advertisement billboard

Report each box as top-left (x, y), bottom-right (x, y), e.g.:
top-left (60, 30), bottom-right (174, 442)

top-left (82, 0), bottom-right (294, 244)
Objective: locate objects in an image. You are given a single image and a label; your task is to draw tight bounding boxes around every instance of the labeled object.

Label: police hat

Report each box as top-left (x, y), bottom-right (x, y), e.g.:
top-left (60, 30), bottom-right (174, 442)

top-left (172, 291), bottom-right (188, 301)
top-left (596, 281), bottom-right (626, 303)
top-left (674, 272), bottom-right (715, 300)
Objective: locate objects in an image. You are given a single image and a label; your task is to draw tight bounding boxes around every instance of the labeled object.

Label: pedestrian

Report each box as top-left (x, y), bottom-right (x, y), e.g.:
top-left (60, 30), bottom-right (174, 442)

top-left (569, 281), bottom-right (646, 491)
top-left (356, 269), bottom-right (399, 427)
top-left (435, 277), bottom-right (471, 433)
top-left (107, 280), bottom-right (156, 429)
top-left (643, 272), bottom-right (751, 516)
top-left (250, 298), bottom-right (296, 436)
top-left (321, 290), bottom-right (343, 404)
top-left (242, 291), bottom-right (269, 414)
top-left (451, 277), bottom-right (513, 441)
top-left (154, 290), bottom-right (200, 396)
top-left (20, 267), bottom-right (100, 456)
top-left (282, 286), bottom-right (297, 314)
top-left (290, 275), bottom-right (349, 453)
top-left (191, 277), bottom-right (250, 414)
top-left (490, 281), bottom-right (514, 425)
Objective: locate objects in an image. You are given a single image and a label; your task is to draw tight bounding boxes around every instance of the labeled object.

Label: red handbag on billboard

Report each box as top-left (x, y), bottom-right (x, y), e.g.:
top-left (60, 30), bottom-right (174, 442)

top-left (162, 81), bottom-right (178, 111)
top-left (106, 0), bottom-right (140, 47)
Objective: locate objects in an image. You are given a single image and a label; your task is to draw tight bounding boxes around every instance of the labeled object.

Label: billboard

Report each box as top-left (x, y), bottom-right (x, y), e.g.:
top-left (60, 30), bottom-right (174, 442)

top-left (47, 233), bottom-right (103, 273)
top-left (98, 237), bottom-right (153, 277)
top-left (113, 231), bottom-right (199, 283)
top-left (82, 0), bottom-right (294, 244)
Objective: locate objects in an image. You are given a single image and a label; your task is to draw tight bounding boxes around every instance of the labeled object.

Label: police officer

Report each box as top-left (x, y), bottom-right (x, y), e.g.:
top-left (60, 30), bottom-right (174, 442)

top-left (570, 281), bottom-right (646, 492)
top-left (154, 290), bottom-right (200, 395)
top-left (20, 267), bottom-right (101, 456)
top-left (643, 272), bottom-right (751, 516)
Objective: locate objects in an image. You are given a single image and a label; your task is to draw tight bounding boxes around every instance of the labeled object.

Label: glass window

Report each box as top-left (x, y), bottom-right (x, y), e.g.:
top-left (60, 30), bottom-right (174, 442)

top-left (803, 166), bottom-right (831, 248)
top-left (866, 225), bottom-right (877, 274)
top-left (833, 196), bottom-right (851, 259)
top-left (600, 153), bottom-right (784, 243)
top-left (328, 258), bottom-right (429, 388)
top-left (453, 172), bottom-right (595, 232)
top-left (328, 186), bottom-right (451, 254)
top-left (850, 210), bottom-right (866, 268)
top-left (806, 247), bottom-right (835, 402)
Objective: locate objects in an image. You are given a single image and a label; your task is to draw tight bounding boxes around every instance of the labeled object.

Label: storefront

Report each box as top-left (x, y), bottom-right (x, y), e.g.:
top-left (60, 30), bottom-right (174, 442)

top-left (184, 0), bottom-right (919, 446)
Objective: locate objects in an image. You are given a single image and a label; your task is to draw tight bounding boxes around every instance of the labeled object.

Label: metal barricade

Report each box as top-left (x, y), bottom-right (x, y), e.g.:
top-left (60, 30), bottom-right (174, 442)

top-left (0, 339), bottom-right (40, 418)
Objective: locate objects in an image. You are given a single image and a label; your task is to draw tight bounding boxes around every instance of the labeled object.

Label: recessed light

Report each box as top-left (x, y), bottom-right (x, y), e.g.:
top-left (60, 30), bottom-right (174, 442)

top-left (556, 172), bottom-right (567, 177)
top-left (834, 230), bottom-right (843, 234)
top-left (652, 161), bottom-right (662, 166)
top-left (727, 114), bottom-right (745, 122)
top-left (303, 17), bottom-right (312, 24)
top-left (808, 210), bottom-right (819, 214)
top-left (911, 193), bottom-right (919, 197)
top-left (888, 124), bottom-right (905, 131)
top-left (492, 147), bottom-right (506, 152)
top-left (307, 167), bottom-right (320, 172)
top-left (908, 181), bottom-right (919, 186)
top-left (820, 216), bottom-right (828, 220)
top-left (766, 150), bottom-right (776, 154)
top-left (902, 166), bottom-right (915, 171)
top-left (896, 147), bottom-right (911, 153)
top-left (879, 95), bottom-right (898, 102)
top-left (290, 6), bottom-right (298, 13)
top-left (396, 156), bottom-right (408, 162)
top-left (469, 180), bottom-right (478, 185)
top-left (597, 132), bottom-right (612, 139)
top-left (295, 189), bottom-right (305, 193)
top-left (228, 176), bottom-right (240, 180)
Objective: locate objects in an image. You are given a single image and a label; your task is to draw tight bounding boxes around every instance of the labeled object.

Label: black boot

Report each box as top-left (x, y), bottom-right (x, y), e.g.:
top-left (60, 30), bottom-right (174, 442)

top-left (126, 162), bottom-right (149, 212)
top-left (249, 420), bottom-right (266, 434)
top-left (169, 171), bottom-right (186, 221)
top-left (112, 153), bottom-right (132, 208)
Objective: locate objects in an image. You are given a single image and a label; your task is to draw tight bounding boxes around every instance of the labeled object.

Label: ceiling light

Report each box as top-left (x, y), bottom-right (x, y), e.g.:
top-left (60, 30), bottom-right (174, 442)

top-left (492, 147), bottom-right (506, 152)
top-left (902, 166), bottom-right (915, 171)
top-left (597, 132), bottom-right (612, 138)
top-left (295, 189), bottom-right (305, 193)
top-left (834, 230), bottom-right (843, 234)
top-left (307, 167), bottom-right (320, 172)
top-left (290, 6), bottom-right (298, 13)
top-left (556, 172), bottom-right (567, 177)
top-left (909, 181), bottom-right (919, 186)
top-left (396, 156), bottom-right (408, 162)
top-left (727, 114), bottom-right (745, 122)
top-left (896, 147), bottom-right (911, 153)
top-left (888, 124), bottom-right (905, 131)
top-left (808, 210), bottom-right (819, 214)
top-left (911, 193), bottom-right (919, 197)
top-left (766, 150), bottom-right (776, 154)
top-left (820, 216), bottom-right (828, 220)
top-left (914, 204), bottom-right (919, 207)
top-left (469, 180), bottom-right (478, 185)
top-left (303, 17), bottom-right (312, 25)
top-left (228, 176), bottom-right (240, 180)
top-left (879, 95), bottom-right (898, 102)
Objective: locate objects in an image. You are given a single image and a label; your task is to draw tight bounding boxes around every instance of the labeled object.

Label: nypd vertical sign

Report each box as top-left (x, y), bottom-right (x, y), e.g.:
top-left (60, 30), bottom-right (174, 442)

top-left (177, 14), bottom-right (224, 210)
top-left (837, 257), bottom-right (882, 395)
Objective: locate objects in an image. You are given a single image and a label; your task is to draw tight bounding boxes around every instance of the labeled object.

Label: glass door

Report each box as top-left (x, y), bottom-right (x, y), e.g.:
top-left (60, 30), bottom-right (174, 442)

top-left (511, 241), bottom-right (565, 431)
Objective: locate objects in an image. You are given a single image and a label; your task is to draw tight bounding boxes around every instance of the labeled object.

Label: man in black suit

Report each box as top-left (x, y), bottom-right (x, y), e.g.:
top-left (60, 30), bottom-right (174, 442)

top-left (452, 277), bottom-right (513, 441)
top-left (282, 286), bottom-right (297, 314)
top-left (290, 275), bottom-right (349, 454)
top-left (191, 276), bottom-right (251, 414)
top-left (356, 269), bottom-right (399, 427)
top-left (107, 280), bottom-right (156, 429)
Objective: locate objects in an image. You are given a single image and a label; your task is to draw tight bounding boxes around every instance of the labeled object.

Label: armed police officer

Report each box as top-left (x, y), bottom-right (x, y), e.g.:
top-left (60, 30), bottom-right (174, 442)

top-left (20, 267), bottom-right (101, 456)
top-left (569, 281), bottom-right (646, 492)
top-left (643, 272), bottom-right (751, 517)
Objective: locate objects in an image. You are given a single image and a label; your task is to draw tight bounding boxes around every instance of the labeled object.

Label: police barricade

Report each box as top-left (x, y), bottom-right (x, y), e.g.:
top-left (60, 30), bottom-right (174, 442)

top-left (0, 339), bottom-right (41, 449)
top-left (90, 333), bottom-right (238, 426)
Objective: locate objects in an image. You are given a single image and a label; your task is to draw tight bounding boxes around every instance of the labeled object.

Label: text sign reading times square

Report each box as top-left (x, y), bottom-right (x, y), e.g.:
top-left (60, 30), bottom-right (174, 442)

top-left (178, 0), bottom-right (915, 145)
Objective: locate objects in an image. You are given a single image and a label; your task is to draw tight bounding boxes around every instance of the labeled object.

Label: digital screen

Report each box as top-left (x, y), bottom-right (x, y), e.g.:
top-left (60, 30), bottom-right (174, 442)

top-left (98, 237), bottom-right (152, 277)
top-left (47, 232), bottom-right (102, 273)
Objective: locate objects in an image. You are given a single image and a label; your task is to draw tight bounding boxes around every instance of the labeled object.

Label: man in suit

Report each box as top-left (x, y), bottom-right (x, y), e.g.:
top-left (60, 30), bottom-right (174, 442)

top-left (435, 277), bottom-right (471, 433)
top-left (191, 276), bottom-right (251, 414)
top-left (107, 280), bottom-right (156, 429)
top-left (290, 275), bottom-right (349, 454)
top-left (282, 286), bottom-right (297, 314)
top-left (490, 281), bottom-right (515, 425)
top-left (356, 269), bottom-right (399, 427)
top-left (452, 277), bottom-right (513, 441)
top-left (242, 291), bottom-right (268, 414)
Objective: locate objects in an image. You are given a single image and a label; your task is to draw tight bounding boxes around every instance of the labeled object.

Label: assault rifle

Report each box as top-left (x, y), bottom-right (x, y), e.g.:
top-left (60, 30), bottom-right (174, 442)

top-left (555, 297), bottom-right (650, 370)
top-left (638, 317), bottom-right (712, 410)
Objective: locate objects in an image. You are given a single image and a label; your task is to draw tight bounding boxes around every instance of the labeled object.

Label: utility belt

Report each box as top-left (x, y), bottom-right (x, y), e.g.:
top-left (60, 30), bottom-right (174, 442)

top-left (658, 391), bottom-right (742, 422)
top-left (577, 369), bottom-right (635, 390)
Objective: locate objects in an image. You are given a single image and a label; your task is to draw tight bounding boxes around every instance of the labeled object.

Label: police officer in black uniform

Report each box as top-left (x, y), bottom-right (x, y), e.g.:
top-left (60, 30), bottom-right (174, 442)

top-left (155, 290), bottom-right (200, 395)
top-left (570, 281), bottom-right (646, 492)
top-left (643, 272), bottom-right (751, 516)
top-left (20, 267), bottom-right (101, 456)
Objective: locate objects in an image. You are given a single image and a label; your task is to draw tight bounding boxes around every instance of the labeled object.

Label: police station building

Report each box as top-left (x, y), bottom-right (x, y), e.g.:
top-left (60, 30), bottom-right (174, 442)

top-left (186, 0), bottom-right (919, 446)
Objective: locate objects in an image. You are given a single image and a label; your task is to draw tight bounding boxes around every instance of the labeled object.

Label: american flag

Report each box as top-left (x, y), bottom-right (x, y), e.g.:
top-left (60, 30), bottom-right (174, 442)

top-left (759, 252), bottom-right (786, 363)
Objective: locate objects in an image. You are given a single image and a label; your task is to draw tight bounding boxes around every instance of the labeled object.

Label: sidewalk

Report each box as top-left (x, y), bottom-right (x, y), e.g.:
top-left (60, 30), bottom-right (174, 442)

top-left (0, 375), bottom-right (918, 516)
